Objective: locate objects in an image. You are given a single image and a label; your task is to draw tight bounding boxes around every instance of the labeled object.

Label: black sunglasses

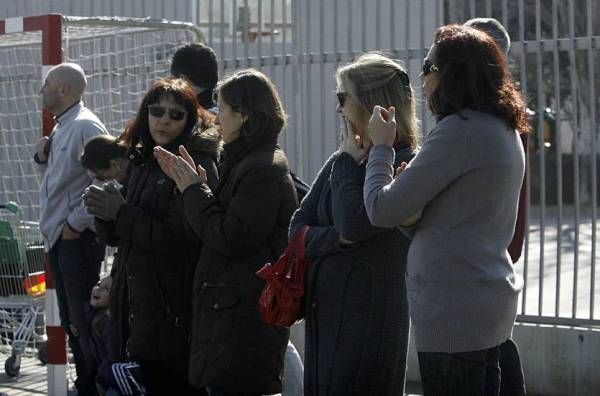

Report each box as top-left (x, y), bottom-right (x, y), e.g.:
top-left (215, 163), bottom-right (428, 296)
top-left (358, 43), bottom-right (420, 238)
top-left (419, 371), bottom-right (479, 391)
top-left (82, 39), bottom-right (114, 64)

top-left (422, 59), bottom-right (439, 76)
top-left (336, 91), bottom-right (348, 107)
top-left (148, 105), bottom-right (187, 121)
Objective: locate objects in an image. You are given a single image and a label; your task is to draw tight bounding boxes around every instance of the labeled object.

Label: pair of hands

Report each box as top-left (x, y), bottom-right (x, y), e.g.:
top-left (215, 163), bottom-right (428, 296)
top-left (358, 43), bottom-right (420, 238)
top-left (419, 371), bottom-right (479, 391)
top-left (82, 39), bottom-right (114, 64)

top-left (339, 105), bottom-right (407, 175)
top-left (83, 182), bottom-right (125, 222)
top-left (82, 145), bottom-right (208, 221)
top-left (337, 106), bottom-right (407, 245)
top-left (153, 145), bottom-right (208, 192)
top-left (339, 106), bottom-right (398, 162)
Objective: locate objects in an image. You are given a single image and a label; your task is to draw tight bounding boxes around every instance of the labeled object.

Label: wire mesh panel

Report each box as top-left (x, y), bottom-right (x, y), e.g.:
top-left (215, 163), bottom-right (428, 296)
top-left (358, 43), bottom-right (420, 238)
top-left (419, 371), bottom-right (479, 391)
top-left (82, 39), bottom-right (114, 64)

top-left (63, 23), bottom-right (200, 135)
top-left (0, 31), bottom-right (44, 223)
top-left (0, 16), bottom-right (202, 222)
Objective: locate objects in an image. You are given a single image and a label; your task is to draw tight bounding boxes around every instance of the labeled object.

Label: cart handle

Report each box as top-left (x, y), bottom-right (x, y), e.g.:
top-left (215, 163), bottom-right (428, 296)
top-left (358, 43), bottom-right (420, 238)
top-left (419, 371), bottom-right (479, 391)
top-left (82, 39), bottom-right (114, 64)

top-left (0, 202), bottom-right (21, 214)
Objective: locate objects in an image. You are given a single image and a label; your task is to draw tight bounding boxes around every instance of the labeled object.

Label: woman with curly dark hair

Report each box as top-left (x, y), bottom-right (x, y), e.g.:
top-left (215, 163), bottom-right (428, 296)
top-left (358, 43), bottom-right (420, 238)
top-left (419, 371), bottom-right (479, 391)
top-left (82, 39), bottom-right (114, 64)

top-left (363, 24), bottom-right (530, 395)
top-left (84, 78), bottom-right (220, 395)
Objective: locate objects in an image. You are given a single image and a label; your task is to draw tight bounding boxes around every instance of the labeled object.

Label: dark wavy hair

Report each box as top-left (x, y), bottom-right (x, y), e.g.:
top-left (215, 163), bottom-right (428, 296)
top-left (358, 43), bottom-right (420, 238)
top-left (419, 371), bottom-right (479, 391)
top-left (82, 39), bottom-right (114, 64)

top-left (214, 69), bottom-right (286, 144)
top-left (81, 134), bottom-right (128, 172)
top-left (428, 24), bottom-right (530, 133)
top-left (121, 78), bottom-right (214, 159)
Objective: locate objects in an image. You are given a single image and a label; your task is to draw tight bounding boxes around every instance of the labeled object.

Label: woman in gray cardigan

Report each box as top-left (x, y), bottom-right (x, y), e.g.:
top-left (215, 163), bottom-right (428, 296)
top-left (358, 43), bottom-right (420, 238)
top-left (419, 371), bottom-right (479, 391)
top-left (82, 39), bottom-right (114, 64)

top-left (363, 25), bottom-right (531, 395)
top-left (289, 53), bottom-right (419, 395)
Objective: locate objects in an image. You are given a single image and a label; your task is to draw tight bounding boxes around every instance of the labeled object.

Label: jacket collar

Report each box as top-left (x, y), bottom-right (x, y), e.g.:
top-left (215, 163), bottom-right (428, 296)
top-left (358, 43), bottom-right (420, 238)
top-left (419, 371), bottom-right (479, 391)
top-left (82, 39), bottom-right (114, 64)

top-left (53, 101), bottom-right (83, 125)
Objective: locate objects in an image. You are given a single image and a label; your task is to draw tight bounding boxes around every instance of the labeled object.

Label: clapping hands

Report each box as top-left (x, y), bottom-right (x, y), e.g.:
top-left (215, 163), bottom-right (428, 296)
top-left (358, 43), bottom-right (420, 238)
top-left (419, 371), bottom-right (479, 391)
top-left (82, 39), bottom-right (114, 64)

top-left (153, 145), bottom-right (207, 193)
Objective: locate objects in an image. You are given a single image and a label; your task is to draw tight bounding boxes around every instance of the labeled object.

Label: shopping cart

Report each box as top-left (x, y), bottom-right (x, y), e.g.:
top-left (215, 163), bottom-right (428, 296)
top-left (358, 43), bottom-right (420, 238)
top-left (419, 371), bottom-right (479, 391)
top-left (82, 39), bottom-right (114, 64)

top-left (0, 202), bottom-right (47, 377)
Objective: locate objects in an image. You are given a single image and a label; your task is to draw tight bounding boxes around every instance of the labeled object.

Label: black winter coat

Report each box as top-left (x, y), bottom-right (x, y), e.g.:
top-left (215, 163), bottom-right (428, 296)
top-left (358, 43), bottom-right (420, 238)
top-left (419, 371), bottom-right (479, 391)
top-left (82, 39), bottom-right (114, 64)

top-left (98, 131), bottom-right (220, 362)
top-left (182, 137), bottom-right (297, 394)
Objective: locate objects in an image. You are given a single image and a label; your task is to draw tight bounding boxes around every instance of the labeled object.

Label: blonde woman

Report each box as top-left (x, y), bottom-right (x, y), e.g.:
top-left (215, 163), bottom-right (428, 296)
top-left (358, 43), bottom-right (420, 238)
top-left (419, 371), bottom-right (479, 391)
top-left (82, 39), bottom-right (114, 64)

top-left (289, 52), bottom-right (419, 395)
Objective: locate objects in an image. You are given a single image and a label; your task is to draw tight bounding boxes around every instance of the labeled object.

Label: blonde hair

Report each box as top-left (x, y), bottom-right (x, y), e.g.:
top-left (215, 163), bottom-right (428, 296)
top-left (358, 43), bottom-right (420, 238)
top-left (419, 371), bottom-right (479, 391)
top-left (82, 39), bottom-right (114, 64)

top-left (336, 52), bottom-right (419, 149)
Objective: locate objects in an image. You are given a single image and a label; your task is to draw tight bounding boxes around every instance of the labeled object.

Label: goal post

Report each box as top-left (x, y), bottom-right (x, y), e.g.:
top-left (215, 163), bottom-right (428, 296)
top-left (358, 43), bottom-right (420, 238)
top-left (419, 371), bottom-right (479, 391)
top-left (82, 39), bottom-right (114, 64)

top-left (0, 14), bottom-right (204, 222)
top-left (0, 14), bottom-right (204, 395)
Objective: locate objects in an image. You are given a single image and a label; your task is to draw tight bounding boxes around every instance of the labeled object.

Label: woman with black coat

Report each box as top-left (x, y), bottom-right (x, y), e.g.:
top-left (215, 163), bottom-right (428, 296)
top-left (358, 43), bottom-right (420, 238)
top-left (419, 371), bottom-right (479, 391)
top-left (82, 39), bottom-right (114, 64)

top-left (155, 69), bottom-right (298, 396)
top-left (84, 78), bottom-right (220, 395)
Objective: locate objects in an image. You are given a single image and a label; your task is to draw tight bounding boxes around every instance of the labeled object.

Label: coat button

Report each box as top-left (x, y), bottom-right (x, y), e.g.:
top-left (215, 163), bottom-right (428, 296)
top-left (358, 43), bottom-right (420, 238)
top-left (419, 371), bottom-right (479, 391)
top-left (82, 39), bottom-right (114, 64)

top-left (311, 301), bottom-right (317, 309)
top-left (201, 282), bottom-right (208, 290)
top-left (213, 303), bottom-right (219, 309)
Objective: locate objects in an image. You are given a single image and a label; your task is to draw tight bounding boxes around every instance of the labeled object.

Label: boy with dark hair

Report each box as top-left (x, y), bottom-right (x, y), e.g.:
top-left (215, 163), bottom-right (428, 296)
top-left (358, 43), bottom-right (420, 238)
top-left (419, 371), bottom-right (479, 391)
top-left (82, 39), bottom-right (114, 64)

top-left (170, 43), bottom-right (219, 112)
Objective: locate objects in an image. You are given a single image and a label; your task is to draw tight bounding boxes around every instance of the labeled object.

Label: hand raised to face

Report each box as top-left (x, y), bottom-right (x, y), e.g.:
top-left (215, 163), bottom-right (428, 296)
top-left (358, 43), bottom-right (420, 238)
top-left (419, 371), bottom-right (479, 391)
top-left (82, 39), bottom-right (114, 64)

top-left (338, 116), bottom-right (371, 164)
top-left (368, 105), bottom-right (397, 147)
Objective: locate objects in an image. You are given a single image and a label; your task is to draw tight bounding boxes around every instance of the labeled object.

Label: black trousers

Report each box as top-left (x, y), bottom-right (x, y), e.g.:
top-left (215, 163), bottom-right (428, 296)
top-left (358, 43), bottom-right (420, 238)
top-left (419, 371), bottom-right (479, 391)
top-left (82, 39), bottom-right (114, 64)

top-left (49, 230), bottom-right (105, 395)
top-left (418, 345), bottom-right (501, 396)
top-left (138, 358), bottom-right (202, 396)
top-left (499, 338), bottom-right (526, 396)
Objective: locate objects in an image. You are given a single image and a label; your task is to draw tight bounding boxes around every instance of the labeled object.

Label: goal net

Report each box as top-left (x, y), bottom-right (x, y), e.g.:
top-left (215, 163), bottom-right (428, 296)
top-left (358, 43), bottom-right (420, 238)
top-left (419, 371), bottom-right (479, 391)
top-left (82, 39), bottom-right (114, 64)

top-left (0, 15), bottom-right (204, 222)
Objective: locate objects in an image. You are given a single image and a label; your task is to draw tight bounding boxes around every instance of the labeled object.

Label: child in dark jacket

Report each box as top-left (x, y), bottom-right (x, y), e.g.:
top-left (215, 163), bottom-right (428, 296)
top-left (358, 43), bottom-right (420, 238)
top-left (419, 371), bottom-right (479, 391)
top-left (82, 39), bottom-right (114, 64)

top-left (92, 274), bottom-right (146, 396)
top-left (83, 275), bottom-right (111, 394)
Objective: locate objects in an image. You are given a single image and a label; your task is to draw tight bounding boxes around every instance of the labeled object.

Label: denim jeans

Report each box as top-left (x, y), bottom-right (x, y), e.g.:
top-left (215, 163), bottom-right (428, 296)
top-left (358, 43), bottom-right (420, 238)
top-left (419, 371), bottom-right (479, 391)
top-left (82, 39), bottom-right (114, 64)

top-left (418, 345), bottom-right (501, 396)
top-left (49, 230), bottom-right (105, 395)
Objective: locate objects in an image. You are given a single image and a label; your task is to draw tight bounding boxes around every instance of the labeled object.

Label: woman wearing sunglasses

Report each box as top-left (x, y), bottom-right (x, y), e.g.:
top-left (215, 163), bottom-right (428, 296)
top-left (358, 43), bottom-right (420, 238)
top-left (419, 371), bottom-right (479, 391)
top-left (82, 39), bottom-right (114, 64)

top-left (364, 25), bottom-right (530, 395)
top-left (154, 69), bottom-right (297, 396)
top-left (288, 52), bottom-right (419, 395)
top-left (84, 78), bottom-right (220, 395)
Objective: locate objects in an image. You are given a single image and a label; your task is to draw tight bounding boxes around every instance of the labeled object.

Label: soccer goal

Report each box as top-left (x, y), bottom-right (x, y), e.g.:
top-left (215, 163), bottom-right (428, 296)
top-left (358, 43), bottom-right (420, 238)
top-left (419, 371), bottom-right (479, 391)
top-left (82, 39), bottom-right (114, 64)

top-left (0, 14), bottom-right (205, 222)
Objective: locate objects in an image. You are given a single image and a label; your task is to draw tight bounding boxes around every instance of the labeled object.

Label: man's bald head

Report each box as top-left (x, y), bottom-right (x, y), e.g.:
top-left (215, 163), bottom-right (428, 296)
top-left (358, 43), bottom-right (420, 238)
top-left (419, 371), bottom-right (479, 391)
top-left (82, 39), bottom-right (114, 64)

top-left (48, 62), bottom-right (87, 100)
top-left (464, 18), bottom-right (511, 56)
top-left (41, 62), bottom-right (87, 115)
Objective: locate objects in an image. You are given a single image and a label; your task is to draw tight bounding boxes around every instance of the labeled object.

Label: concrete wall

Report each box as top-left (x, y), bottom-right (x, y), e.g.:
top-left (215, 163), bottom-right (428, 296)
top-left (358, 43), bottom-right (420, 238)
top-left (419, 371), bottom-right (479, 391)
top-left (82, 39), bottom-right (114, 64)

top-left (405, 323), bottom-right (600, 396)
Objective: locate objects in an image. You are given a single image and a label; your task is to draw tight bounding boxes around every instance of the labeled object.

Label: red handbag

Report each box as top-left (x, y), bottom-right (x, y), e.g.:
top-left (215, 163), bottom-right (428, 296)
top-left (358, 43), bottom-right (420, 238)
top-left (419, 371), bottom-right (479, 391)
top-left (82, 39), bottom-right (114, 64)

top-left (256, 226), bottom-right (310, 327)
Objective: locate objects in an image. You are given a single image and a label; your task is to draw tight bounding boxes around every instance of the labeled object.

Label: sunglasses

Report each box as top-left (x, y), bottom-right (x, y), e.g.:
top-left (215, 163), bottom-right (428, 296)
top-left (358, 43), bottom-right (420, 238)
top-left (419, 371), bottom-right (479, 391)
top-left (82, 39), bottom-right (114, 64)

top-left (148, 104), bottom-right (187, 121)
top-left (336, 91), bottom-right (348, 107)
top-left (422, 59), bottom-right (439, 76)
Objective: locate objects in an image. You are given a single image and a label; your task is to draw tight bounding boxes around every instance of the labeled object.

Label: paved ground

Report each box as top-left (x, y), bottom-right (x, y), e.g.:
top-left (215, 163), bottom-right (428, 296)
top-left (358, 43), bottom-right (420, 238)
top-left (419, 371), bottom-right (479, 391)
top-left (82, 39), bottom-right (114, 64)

top-left (0, 349), bottom-right (76, 395)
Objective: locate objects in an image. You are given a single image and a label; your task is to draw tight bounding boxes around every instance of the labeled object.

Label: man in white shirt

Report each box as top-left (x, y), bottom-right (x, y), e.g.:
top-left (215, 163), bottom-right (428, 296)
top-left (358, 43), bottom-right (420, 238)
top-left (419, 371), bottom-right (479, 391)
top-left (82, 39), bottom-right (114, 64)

top-left (35, 62), bottom-right (108, 396)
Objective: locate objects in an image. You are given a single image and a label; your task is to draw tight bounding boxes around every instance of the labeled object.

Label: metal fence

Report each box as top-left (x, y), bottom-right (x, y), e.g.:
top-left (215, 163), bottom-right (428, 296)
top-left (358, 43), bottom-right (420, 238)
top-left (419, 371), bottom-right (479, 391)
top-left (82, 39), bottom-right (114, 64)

top-left (440, 0), bottom-right (600, 327)
top-left (197, 0), bottom-right (600, 327)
